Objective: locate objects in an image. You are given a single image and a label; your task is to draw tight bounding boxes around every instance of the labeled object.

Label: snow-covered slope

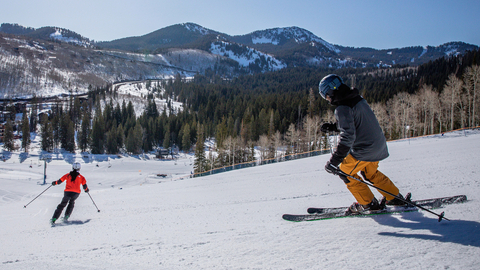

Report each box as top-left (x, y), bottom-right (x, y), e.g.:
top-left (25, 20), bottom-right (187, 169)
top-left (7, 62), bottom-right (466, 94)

top-left (210, 39), bottom-right (286, 72)
top-left (248, 26), bottom-right (341, 53)
top-left (1, 130), bottom-right (479, 269)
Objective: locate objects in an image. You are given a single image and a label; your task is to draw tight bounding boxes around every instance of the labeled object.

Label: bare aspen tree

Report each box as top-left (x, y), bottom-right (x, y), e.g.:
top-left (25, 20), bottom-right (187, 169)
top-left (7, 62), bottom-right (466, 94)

top-left (391, 92), bottom-right (413, 138)
top-left (323, 110), bottom-right (335, 123)
top-left (285, 123), bottom-right (300, 154)
top-left (312, 115), bottom-right (321, 151)
top-left (224, 136), bottom-right (233, 165)
top-left (258, 134), bottom-right (270, 162)
top-left (417, 84), bottom-right (437, 135)
top-left (425, 86), bottom-right (440, 134)
top-left (442, 74), bottom-right (463, 131)
top-left (464, 65), bottom-right (480, 127)
top-left (303, 116), bottom-right (314, 152)
top-left (273, 130), bottom-right (283, 159)
top-left (370, 102), bottom-right (388, 136)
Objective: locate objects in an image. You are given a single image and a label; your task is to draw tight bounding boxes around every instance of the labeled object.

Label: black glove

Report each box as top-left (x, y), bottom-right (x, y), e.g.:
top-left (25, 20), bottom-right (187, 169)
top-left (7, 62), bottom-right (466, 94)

top-left (325, 143), bottom-right (351, 175)
top-left (83, 184), bottom-right (89, 193)
top-left (325, 161), bottom-right (340, 175)
top-left (51, 181), bottom-right (57, 186)
top-left (321, 122), bottom-right (339, 133)
top-left (84, 188), bottom-right (89, 193)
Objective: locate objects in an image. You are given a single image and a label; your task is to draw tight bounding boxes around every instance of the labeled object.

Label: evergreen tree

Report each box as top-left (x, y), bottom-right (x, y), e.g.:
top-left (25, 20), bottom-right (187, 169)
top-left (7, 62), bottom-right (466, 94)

top-left (3, 119), bottom-right (15, 151)
top-left (125, 122), bottom-right (143, 154)
top-left (116, 124), bottom-right (124, 151)
top-left (72, 97), bottom-right (81, 130)
top-left (194, 124), bottom-right (207, 174)
top-left (163, 124), bottom-right (171, 150)
top-left (90, 107), bottom-right (105, 154)
top-left (125, 128), bottom-right (135, 154)
top-left (60, 114), bottom-right (75, 152)
top-left (51, 112), bottom-right (61, 149)
top-left (126, 101), bottom-right (135, 119)
top-left (77, 109), bottom-right (91, 152)
top-left (29, 100), bottom-right (38, 133)
top-left (181, 123), bottom-right (191, 152)
top-left (121, 100), bottom-right (128, 126)
top-left (40, 115), bottom-right (54, 152)
top-left (106, 123), bottom-right (119, 154)
top-left (114, 103), bottom-right (122, 126)
top-left (21, 110), bottom-right (30, 152)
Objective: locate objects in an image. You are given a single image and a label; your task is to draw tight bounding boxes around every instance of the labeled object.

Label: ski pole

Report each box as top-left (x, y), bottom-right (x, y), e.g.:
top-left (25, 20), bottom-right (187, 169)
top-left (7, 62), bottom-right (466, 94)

top-left (24, 184), bottom-right (53, 208)
top-left (336, 170), bottom-right (449, 222)
top-left (87, 192), bottom-right (101, 212)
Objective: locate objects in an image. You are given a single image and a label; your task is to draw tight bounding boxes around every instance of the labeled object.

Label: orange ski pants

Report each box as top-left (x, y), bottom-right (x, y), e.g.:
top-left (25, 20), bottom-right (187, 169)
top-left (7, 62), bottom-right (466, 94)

top-left (339, 154), bottom-right (399, 205)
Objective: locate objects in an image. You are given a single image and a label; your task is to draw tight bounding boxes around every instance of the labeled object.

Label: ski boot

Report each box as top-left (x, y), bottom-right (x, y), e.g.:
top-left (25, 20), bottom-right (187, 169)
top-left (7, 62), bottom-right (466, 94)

top-left (386, 193), bottom-right (410, 206)
top-left (63, 216), bottom-right (70, 222)
top-left (346, 197), bottom-right (382, 215)
top-left (50, 218), bottom-right (57, 225)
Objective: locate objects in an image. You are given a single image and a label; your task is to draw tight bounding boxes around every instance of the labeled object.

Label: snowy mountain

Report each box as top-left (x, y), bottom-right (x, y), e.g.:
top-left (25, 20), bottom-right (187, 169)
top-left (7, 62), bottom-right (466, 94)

top-left (1, 129), bottom-right (479, 269)
top-left (98, 23), bottom-right (478, 69)
top-left (209, 38), bottom-right (286, 72)
top-left (1, 22), bottom-right (478, 99)
top-left (0, 32), bottom-right (196, 98)
top-left (0, 23), bottom-right (93, 47)
top-left (97, 23), bottom-right (221, 51)
top-left (98, 23), bottom-right (286, 73)
top-left (232, 26), bottom-right (341, 53)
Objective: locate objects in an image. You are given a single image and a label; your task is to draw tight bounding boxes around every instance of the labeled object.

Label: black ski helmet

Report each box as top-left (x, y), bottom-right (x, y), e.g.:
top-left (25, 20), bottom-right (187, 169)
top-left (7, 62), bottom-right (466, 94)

top-left (319, 74), bottom-right (344, 100)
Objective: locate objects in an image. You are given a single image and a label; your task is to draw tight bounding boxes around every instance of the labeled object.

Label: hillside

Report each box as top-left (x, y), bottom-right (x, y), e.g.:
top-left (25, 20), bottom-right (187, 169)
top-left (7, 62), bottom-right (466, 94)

top-left (1, 130), bottom-right (479, 269)
top-left (98, 23), bottom-right (478, 68)
top-left (1, 22), bottom-right (478, 99)
top-left (0, 32), bottom-right (196, 98)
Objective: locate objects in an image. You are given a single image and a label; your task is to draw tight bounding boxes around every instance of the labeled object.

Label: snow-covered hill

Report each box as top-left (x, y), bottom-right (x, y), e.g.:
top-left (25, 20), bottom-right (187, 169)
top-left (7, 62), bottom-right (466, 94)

top-left (0, 34), bottom-right (194, 98)
top-left (210, 39), bottom-right (286, 72)
top-left (243, 26), bottom-right (341, 53)
top-left (1, 130), bottom-right (479, 269)
top-left (1, 22), bottom-right (478, 99)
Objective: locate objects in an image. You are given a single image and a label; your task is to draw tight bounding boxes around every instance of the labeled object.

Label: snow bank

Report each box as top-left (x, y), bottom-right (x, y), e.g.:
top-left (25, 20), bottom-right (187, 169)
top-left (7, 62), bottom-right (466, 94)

top-left (1, 130), bottom-right (479, 269)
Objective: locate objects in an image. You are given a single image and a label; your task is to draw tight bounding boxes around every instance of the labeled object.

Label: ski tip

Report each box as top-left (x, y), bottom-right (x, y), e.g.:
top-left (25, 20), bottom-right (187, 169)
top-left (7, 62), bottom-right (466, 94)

top-left (282, 214), bottom-right (302, 222)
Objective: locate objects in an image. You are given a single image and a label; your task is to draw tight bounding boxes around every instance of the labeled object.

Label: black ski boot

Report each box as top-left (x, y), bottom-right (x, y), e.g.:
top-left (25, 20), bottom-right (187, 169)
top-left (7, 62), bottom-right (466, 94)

top-left (347, 197), bottom-right (382, 214)
top-left (386, 193), bottom-right (407, 206)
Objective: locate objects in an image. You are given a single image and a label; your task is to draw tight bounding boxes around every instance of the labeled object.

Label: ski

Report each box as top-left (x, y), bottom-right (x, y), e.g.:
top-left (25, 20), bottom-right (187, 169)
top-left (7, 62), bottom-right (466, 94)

top-left (306, 194), bottom-right (466, 214)
top-left (283, 205), bottom-right (418, 222)
top-left (283, 194), bottom-right (467, 222)
top-left (51, 219), bottom-right (91, 227)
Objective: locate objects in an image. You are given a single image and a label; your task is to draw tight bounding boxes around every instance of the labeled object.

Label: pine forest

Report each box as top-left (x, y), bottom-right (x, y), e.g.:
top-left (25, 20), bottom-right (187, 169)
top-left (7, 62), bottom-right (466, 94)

top-left (3, 49), bottom-right (480, 174)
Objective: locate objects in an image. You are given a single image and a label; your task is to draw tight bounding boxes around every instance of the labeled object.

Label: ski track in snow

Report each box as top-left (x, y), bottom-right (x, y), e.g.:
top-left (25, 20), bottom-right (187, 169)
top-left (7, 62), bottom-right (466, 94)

top-left (1, 130), bottom-right (480, 269)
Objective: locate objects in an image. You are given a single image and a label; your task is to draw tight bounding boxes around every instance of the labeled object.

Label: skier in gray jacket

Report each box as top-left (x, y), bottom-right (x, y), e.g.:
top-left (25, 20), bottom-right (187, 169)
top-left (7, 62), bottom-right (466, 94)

top-left (319, 74), bottom-right (404, 213)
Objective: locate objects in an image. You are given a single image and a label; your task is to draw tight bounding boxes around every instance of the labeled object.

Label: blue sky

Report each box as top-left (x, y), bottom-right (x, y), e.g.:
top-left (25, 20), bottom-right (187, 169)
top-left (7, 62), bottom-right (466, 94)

top-left (1, 0), bottom-right (479, 49)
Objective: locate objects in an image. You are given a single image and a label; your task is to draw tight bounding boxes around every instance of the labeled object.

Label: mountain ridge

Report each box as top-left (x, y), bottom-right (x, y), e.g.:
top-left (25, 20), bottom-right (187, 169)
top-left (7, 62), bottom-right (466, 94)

top-left (0, 22), bottom-right (478, 98)
top-left (94, 22), bottom-right (480, 68)
top-left (3, 22), bottom-right (477, 68)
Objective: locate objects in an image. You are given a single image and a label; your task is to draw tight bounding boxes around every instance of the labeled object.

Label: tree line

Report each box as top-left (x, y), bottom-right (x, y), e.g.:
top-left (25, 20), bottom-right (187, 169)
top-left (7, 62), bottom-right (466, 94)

top-left (3, 49), bottom-right (479, 174)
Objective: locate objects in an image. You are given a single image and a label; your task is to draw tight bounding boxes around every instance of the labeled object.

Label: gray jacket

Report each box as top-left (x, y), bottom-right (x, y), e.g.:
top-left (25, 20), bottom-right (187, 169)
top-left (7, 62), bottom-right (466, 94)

top-left (335, 98), bottom-right (389, 162)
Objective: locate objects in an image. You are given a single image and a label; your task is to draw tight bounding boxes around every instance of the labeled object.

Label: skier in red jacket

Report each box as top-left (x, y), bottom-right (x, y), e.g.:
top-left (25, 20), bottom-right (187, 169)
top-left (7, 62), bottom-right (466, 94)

top-left (50, 162), bottom-right (89, 224)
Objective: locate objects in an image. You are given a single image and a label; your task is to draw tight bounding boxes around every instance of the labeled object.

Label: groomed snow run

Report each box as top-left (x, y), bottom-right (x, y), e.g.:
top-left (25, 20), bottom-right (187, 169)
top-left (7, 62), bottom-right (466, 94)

top-left (1, 130), bottom-right (479, 269)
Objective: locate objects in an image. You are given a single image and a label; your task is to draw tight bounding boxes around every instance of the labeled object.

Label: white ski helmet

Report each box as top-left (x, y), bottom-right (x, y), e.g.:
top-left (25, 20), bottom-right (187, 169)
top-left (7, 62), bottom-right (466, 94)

top-left (72, 162), bottom-right (81, 171)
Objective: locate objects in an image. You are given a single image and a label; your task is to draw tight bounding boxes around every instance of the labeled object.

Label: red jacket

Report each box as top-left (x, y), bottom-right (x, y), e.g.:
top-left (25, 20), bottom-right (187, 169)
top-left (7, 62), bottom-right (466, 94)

top-left (57, 171), bottom-right (87, 193)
